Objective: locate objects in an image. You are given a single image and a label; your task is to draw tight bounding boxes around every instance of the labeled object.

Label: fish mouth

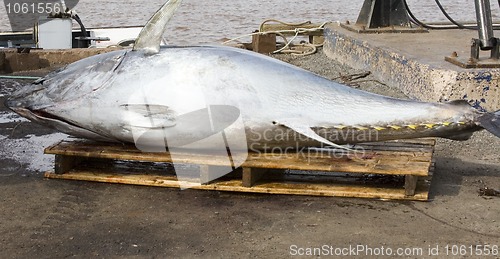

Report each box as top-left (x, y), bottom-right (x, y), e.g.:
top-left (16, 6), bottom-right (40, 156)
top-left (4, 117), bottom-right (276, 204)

top-left (5, 96), bottom-right (76, 127)
top-left (32, 109), bottom-right (80, 128)
top-left (8, 105), bottom-right (80, 129)
top-left (6, 104), bottom-right (116, 142)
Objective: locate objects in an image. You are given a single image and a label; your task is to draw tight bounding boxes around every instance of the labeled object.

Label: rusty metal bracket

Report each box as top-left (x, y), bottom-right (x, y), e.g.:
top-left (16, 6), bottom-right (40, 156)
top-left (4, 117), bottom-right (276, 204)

top-left (445, 38), bottom-right (500, 68)
top-left (471, 38), bottom-right (500, 60)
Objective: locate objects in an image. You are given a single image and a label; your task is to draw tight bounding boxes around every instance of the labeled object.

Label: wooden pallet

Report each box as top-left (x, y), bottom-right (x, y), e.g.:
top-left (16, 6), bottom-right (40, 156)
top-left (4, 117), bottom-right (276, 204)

top-left (44, 139), bottom-right (435, 201)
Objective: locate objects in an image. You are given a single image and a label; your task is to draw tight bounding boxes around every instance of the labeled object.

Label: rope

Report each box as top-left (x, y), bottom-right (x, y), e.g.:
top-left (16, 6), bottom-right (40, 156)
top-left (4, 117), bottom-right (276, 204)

top-left (223, 20), bottom-right (329, 56)
top-left (258, 19), bottom-right (312, 32)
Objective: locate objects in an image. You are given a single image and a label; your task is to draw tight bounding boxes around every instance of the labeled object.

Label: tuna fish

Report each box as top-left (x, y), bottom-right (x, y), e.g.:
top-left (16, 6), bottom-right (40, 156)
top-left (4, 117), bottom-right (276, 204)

top-left (5, 0), bottom-right (500, 152)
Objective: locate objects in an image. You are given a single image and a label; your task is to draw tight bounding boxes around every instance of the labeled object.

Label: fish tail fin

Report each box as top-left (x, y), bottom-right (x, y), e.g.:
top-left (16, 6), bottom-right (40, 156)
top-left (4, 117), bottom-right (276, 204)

top-left (478, 110), bottom-right (500, 138)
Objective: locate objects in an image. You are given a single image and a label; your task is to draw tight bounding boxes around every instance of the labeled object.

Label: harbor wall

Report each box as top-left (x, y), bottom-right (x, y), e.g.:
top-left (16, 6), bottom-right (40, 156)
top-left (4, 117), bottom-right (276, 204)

top-left (323, 23), bottom-right (500, 111)
top-left (0, 48), bottom-right (116, 74)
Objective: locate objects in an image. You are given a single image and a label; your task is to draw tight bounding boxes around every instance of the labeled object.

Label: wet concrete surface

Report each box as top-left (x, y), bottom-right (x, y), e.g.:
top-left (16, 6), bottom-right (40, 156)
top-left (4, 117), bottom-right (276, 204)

top-left (0, 51), bottom-right (499, 258)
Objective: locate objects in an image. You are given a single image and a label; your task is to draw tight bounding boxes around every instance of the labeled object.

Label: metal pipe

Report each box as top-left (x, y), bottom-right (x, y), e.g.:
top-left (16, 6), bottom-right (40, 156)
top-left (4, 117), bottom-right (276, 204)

top-left (0, 75), bottom-right (41, 80)
top-left (475, 0), bottom-right (496, 50)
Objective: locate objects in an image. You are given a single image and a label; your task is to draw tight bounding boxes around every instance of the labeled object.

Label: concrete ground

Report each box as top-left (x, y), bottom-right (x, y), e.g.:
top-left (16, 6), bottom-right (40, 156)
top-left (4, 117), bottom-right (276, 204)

top-left (323, 24), bottom-right (500, 113)
top-left (0, 49), bottom-right (499, 258)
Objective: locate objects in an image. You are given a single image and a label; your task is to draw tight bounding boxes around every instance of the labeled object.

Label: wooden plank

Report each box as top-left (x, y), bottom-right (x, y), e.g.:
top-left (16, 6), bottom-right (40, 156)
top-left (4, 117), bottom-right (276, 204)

top-left (242, 167), bottom-right (267, 187)
top-left (309, 35), bottom-right (324, 45)
top-left (200, 165), bottom-right (232, 185)
top-left (43, 139), bottom-right (435, 201)
top-left (260, 23), bottom-right (324, 36)
top-left (54, 154), bottom-right (84, 174)
top-left (46, 139), bottom-right (438, 154)
top-left (404, 175), bottom-right (418, 196)
top-left (361, 138), bottom-right (436, 146)
top-left (44, 170), bottom-right (429, 201)
top-left (244, 152), bottom-right (432, 176)
top-left (45, 140), bottom-right (434, 176)
top-left (252, 33), bottom-right (276, 53)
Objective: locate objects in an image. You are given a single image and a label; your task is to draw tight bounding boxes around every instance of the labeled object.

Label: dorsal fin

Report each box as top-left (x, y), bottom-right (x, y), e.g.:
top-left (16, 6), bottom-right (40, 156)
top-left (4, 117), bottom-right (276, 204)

top-left (133, 0), bottom-right (183, 54)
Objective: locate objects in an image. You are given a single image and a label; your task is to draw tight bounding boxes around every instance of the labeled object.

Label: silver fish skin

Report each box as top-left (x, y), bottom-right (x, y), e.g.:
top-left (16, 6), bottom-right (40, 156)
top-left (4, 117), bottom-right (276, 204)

top-left (4, 0), bottom-right (500, 151)
top-left (4, 45), bottom-right (494, 150)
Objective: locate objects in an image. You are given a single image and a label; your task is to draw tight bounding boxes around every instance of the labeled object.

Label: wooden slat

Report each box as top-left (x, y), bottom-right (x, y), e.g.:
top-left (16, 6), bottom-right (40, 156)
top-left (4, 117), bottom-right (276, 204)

top-left (55, 154), bottom-right (84, 174)
top-left (260, 23), bottom-right (324, 36)
top-left (252, 33), bottom-right (277, 53)
top-left (361, 138), bottom-right (436, 146)
top-left (44, 170), bottom-right (430, 201)
top-left (404, 175), bottom-right (419, 196)
top-left (45, 140), bottom-right (434, 176)
top-left (43, 139), bottom-right (435, 201)
top-left (200, 165), bottom-right (231, 185)
top-left (242, 168), bottom-right (267, 187)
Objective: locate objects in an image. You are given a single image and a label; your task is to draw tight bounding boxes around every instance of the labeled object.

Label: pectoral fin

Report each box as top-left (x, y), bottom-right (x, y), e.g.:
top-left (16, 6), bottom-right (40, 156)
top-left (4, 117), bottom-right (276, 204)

top-left (274, 119), bottom-right (352, 151)
top-left (121, 104), bottom-right (177, 128)
top-left (125, 105), bottom-right (241, 148)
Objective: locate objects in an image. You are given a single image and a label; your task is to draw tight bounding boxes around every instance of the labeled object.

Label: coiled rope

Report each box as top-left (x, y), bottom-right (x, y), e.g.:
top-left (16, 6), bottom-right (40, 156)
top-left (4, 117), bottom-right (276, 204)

top-left (223, 20), bottom-right (328, 56)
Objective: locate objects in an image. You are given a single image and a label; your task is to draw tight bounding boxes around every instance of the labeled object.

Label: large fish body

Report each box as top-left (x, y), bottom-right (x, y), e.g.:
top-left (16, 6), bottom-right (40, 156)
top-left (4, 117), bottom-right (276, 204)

top-left (5, 46), bottom-right (497, 149)
top-left (5, 0), bottom-right (500, 151)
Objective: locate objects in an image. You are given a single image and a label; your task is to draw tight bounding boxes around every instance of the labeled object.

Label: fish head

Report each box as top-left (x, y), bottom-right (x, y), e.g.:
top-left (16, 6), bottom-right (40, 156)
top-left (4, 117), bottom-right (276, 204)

top-left (5, 50), bottom-right (130, 141)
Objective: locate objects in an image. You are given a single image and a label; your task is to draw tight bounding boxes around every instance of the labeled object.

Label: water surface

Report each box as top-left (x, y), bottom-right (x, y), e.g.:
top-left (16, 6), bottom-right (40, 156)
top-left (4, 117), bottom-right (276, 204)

top-left (0, 0), bottom-right (497, 44)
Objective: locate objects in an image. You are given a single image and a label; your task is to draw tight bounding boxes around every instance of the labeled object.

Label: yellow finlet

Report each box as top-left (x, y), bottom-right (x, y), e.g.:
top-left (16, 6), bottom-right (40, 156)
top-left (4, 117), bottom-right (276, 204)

top-left (422, 123), bottom-right (435, 129)
top-left (353, 126), bottom-right (369, 130)
top-left (441, 122), bottom-right (452, 126)
top-left (333, 125), bottom-right (347, 130)
top-left (372, 126), bottom-right (386, 131)
top-left (406, 125), bottom-right (418, 130)
top-left (389, 125), bottom-right (402, 130)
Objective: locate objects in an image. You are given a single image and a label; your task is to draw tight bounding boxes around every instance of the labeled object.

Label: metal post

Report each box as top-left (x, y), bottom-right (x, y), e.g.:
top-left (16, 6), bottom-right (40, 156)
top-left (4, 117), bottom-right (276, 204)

top-left (447, 0), bottom-right (500, 67)
top-left (343, 0), bottom-right (426, 33)
top-left (475, 0), bottom-right (496, 50)
top-left (356, 0), bottom-right (411, 29)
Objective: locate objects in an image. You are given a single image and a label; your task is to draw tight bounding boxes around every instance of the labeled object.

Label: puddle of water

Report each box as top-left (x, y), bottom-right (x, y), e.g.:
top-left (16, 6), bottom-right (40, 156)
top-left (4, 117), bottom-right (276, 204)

top-left (0, 80), bottom-right (22, 98)
top-left (0, 133), bottom-right (69, 173)
top-left (0, 111), bottom-right (30, 124)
